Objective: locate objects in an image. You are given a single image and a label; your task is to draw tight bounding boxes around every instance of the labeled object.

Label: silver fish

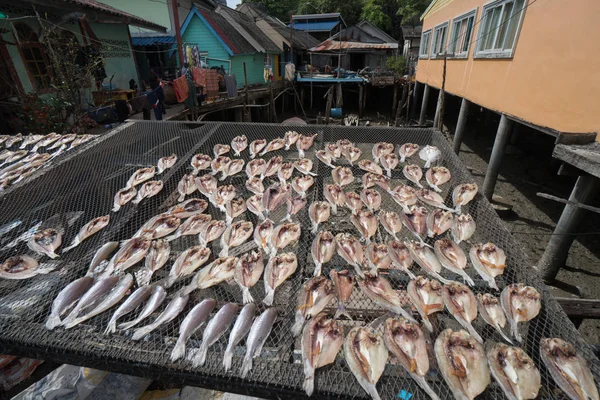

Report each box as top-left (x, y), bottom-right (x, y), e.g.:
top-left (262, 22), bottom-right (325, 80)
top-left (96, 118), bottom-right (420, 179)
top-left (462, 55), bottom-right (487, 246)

top-left (291, 276), bottom-right (335, 336)
top-left (407, 241), bottom-right (451, 284)
top-left (383, 318), bottom-right (441, 400)
top-left (112, 186), bottom-right (137, 212)
top-left (211, 184), bottom-right (237, 212)
top-left (46, 276), bottom-right (94, 330)
top-left (249, 139), bottom-right (267, 158)
top-left (311, 231), bottom-right (336, 277)
top-left (301, 313), bottom-right (344, 396)
top-left (309, 201), bottom-right (331, 233)
top-left (28, 228), bottom-right (62, 259)
top-left (336, 233), bottom-right (365, 278)
top-left (20, 134), bottom-right (44, 148)
top-left (246, 177), bottom-right (265, 195)
top-left (426, 209), bottom-right (453, 237)
top-left (358, 273), bottom-right (415, 321)
top-left (254, 218), bottom-right (274, 253)
top-left (224, 303), bottom-right (256, 371)
top-left (241, 307), bottom-right (278, 378)
top-left (119, 285), bottom-right (167, 330)
top-left (167, 214), bottom-right (212, 242)
top-left (178, 173), bottom-right (197, 202)
top-left (133, 214), bottom-right (181, 240)
top-left (402, 206), bottom-right (429, 245)
top-left (31, 133), bottom-right (59, 151)
top-left (1, 149), bottom-right (27, 164)
top-left (220, 220), bottom-right (253, 257)
top-left (191, 302), bottom-right (240, 367)
top-left (104, 285), bottom-right (154, 334)
top-left (62, 276), bottom-right (119, 325)
top-left (195, 174), bottom-right (217, 198)
top-left (165, 246), bottom-right (211, 287)
top-left (488, 343), bottom-right (541, 400)
top-left (170, 298), bottom-right (216, 362)
top-left (88, 241), bottom-right (119, 276)
top-left (65, 274), bottom-right (134, 329)
top-left (126, 167), bottom-right (156, 189)
top-left (390, 185), bottom-right (418, 213)
top-left (435, 239), bottom-right (474, 286)
top-left (403, 164), bottom-right (423, 188)
top-left (360, 188), bottom-right (381, 212)
top-left (452, 214), bottom-right (476, 244)
top-left (190, 154), bottom-right (212, 173)
top-left (198, 220), bottom-right (227, 247)
top-left (292, 175), bottom-right (315, 198)
top-left (316, 150), bottom-right (335, 168)
top-left (381, 153), bottom-right (399, 177)
top-left (426, 166), bottom-right (451, 192)
top-left (358, 159), bottom-right (383, 175)
top-left (294, 158), bottom-right (317, 176)
top-left (372, 142), bottom-right (394, 164)
top-left (366, 243), bottom-right (392, 274)
top-left (477, 293), bottom-right (513, 343)
top-left (323, 183), bottom-right (345, 214)
top-left (278, 162), bottom-right (294, 183)
top-left (378, 210), bottom-right (402, 240)
top-left (501, 283), bottom-right (541, 343)
top-left (469, 242), bottom-right (506, 290)
top-left (169, 198), bottom-right (208, 219)
top-left (270, 222), bottom-right (301, 255)
top-left (184, 256), bottom-right (238, 292)
top-left (435, 329), bottom-right (490, 400)
top-left (345, 191), bottom-right (364, 215)
top-left (210, 156), bottom-right (231, 176)
top-left (107, 237), bottom-right (152, 275)
top-left (69, 135), bottom-right (95, 149)
top-left (399, 143), bottom-right (420, 163)
top-left (345, 146), bottom-right (362, 166)
top-left (131, 293), bottom-right (189, 340)
top-left (48, 134), bottom-right (76, 150)
top-left (453, 183), bottom-right (478, 213)
top-left (407, 276), bottom-right (444, 332)
top-left (261, 156), bottom-right (283, 179)
top-left (387, 241), bottom-right (416, 278)
top-left (138, 239), bottom-right (171, 286)
top-left (330, 269), bottom-right (354, 319)
top-left (284, 130), bottom-right (300, 150)
top-left (259, 138), bottom-right (285, 156)
top-left (326, 142), bottom-right (342, 161)
top-left (419, 145), bottom-right (441, 169)
top-left (263, 252), bottom-right (297, 306)
top-left (232, 135), bottom-right (248, 156)
top-left (332, 166), bottom-right (354, 187)
top-left (214, 143), bottom-right (231, 157)
top-left (62, 215), bottom-right (110, 253)
top-left (417, 188), bottom-right (455, 212)
top-left (157, 154), bottom-right (177, 174)
top-left (132, 180), bottom-right (163, 204)
top-left (344, 326), bottom-right (388, 400)
top-left (247, 193), bottom-right (266, 220)
top-left (442, 281), bottom-right (483, 342)
top-left (220, 159), bottom-right (245, 181)
top-left (351, 210), bottom-right (378, 243)
top-left (263, 182), bottom-right (290, 216)
top-left (235, 250), bottom-right (264, 304)
top-left (284, 195), bottom-right (307, 222)
top-left (540, 338), bottom-right (599, 400)
top-left (296, 133), bottom-right (318, 158)
top-left (246, 158), bottom-right (266, 178)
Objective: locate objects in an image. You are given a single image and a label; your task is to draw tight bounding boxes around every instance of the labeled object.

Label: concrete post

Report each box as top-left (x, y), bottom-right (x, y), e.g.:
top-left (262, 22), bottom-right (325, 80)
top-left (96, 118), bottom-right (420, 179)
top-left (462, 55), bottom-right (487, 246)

top-left (411, 81), bottom-right (420, 120)
top-left (482, 114), bottom-right (514, 200)
top-left (419, 84), bottom-right (430, 126)
top-left (453, 98), bottom-right (471, 154)
top-left (538, 176), bottom-right (600, 282)
top-left (433, 88), bottom-right (443, 129)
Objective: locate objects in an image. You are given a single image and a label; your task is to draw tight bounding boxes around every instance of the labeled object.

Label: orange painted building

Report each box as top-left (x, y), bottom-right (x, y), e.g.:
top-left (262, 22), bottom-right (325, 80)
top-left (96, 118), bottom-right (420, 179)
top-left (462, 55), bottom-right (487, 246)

top-left (416, 0), bottom-right (600, 138)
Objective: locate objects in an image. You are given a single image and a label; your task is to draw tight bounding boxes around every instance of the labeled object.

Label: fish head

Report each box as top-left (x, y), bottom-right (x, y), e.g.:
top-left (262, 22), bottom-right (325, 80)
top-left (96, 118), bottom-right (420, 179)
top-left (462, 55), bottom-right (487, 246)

top-left (399, 143), bottom-right (420, 157)
top-left (326, 143), bottom-right (342, 159)
top-left (345, 146), bottom-right (362, 163)
top-left (358, 160), bottom-right (382, 175)
top-left (403, 164), bottom-right (423, 181)
top-left (214, 144), bottom-right (231, 156)
top-left (297, 133), bottom-right (317, 150)
top-left (332, 166), bottom-right (354, 187)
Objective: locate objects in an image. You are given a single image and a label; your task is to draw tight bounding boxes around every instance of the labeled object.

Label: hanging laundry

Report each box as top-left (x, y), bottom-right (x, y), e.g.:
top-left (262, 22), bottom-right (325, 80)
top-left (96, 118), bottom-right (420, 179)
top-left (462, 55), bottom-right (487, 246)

top-left (186, 47), bottom-right (194, 67)
top-left (224, 74), bottom-right (237, 97)
top-left (192, 67), bottom-right (207, 88)
top-left (285, 62), bottom-right (295, 80)
top-left (173, 75), bottom-right (189, 103)
top-left (192, 45), bottom-right (201, 67)
top-left (205, 69), bottom-right (219, 99)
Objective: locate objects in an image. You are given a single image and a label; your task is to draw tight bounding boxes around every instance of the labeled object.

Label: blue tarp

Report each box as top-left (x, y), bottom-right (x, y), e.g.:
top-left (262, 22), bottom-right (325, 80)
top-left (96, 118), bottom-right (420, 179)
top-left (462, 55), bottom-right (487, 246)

top-left (296, 75), bottom-right (365, 83)
top-left (131, 36), bottom-right (175, 46)
top-left (289, 20), bottom-right (340, 32)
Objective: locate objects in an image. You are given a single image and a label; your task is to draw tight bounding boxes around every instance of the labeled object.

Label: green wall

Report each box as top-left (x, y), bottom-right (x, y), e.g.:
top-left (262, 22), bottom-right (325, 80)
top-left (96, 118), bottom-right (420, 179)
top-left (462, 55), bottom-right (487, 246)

top-left (231, 54), bottom-right (269, 87)
top-left (96, 0), bottom-right (171, 34)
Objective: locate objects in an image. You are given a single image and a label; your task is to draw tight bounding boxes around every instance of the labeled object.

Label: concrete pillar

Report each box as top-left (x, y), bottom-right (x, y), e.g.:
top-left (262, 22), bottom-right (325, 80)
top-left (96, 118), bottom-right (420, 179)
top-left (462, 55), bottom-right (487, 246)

top-left (538, 176), bottom-right (600, 282)
top-left (419, 84), bottom-right (430, 126)
top-left (411, 81), bottom-right (420, 120)
top-left (482, 114), bottom-right (514, 200)
top-left (433, 88), bottom-right (443, 129)
top-left (453, 98), bottom-right (471, 154)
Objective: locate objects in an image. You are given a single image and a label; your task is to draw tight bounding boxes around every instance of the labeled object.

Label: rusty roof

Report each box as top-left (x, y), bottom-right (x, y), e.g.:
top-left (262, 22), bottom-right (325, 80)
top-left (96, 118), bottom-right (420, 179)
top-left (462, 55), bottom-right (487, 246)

top-left (310, 39), bottom-right (398, 52)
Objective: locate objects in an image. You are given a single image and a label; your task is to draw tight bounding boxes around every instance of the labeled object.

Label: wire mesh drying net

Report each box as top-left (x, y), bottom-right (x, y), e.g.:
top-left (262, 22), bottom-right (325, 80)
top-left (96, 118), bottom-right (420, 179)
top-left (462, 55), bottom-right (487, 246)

top-left (0, 121), bottom-right (597, 399)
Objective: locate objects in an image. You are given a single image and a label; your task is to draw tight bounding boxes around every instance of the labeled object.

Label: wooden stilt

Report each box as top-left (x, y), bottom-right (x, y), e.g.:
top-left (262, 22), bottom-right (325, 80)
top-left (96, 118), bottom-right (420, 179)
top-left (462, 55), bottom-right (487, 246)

top-left (419, 84), bottom-right (430, 126)
top-left (453, 98), bottom-right (471, 154)
top-left (325, 86), bottom-right (333, 124)
top-left (269, 83), bottom-right (277, 123)
top-left (358, 84), bottom-right (364, 118)
top-left (392, 82), bottom-right (398, 118)
top-left (482, 114), bottom-right (513, 200)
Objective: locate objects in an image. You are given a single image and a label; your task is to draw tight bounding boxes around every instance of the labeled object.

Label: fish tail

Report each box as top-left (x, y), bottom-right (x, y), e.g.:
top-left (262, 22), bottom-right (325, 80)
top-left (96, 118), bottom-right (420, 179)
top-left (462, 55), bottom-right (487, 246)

top-left (48, 252), bottom-right (59, 259)
top-left (308, 171), bottom-right (317, 176)
top-left (331, 204), bottom-right (337, 215)
top-left (467, 324), bottom-right (484, 343)
top-left (104, 320), bottom-right (117, 335)
top-left (387, 170), bottom-right (392, 178)
top-left (240, 355), bottom-right (253, 378)
top-left (362, 382), bottom-right (382, 400)
top-left (511, 320), bottom-right (522, 343)
top-left (464, 274), bottom-right (475, 287)
top-left (132, 324), bottom-right (155, 341)
top-left (241, 287), bottom-right (254, 304)
top-left (291, 313), bottom-right (304, 337)
top-left (334, 303), bottom-right (352, 320)
top-left (178, 194), bottom-right (185, 202)
top-left (223, 347), bottom-right (233, 371)
top-left (263, 289), bottom-right (274, 306)
top-left (192, 344), bottom-right (208, 367)
top-left (313, 263), bottom-right (322, 277)
top-left (489, 279), bottom-right (499, 291)
top-left (64, 317), bottom-right (84, 330)
top-left (112, 204), bottom-right (121, 212)
top-left (62, 241), bottom-right (78, 253)
top-left (496, 325), bottom-right (514, 344)
top-left (118, 319), bottom-right (138, 331)
top-left (132, 198), bottom-right (142, 205)
top-left (45, 314), bottom-right (61, 330)
top-left (170, 340), bottom-right (186, 362)
top-left (311, 223), bottom-right (318, 234)
top-left (303, 376), bottom-right (315, 396)
top-left (412, 374), bottom-right (441, 400)
top-left (165, 234), bottom-right (177, 242)
top-left (219, 246), bottom-right (229, 257)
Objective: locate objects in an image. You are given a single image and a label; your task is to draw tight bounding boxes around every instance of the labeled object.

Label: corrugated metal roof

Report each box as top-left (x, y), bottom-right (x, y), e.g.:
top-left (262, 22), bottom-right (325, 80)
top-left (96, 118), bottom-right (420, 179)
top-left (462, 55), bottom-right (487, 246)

top-left (217, 6), bottom-right (280, 53)
top-left (199, 8), bottom-right (249, 54)
top-left (131, 36), bottom-right (175, 46)
top-left (290, 20), bottom-right (341, 32)
top-left (272, 25), bottom-right (320, 49)
top-left (421, 0), bottom-right (455, 20)
top-left (310, 40), bottom-right (398, 52)
top-left (292, 13), bottom-right (342, 20)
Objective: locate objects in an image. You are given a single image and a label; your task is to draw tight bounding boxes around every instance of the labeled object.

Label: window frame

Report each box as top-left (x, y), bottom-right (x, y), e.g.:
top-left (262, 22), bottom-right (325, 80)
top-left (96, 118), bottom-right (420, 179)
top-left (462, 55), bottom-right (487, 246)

top-left (418, 29), bottom-right (431, 59)
top-left (448, 8), bottom-right (477, 59)
top-left (430, 21), bottom-right (449, 59)
top-left (474, 0), bottom-right (527, 59)
top-left (13, 22), bottom-right (53, 91)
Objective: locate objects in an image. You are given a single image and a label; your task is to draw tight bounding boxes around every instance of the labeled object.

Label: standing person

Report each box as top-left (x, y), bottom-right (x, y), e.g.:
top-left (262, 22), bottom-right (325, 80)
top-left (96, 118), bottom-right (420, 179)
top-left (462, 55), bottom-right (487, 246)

top-left (147, 75), bottom-right (165, 121)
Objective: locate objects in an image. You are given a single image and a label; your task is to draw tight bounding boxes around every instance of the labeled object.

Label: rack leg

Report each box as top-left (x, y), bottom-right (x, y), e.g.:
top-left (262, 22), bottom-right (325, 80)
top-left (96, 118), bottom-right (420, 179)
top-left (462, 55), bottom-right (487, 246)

top-left (453, 98), bottom-right (471, 154)
top-left (433, 88), bottom-right (443, 129)
top-left (482, 114), bottom-right (513, 200)
top-left (419, 84), bottom-right (430, 126)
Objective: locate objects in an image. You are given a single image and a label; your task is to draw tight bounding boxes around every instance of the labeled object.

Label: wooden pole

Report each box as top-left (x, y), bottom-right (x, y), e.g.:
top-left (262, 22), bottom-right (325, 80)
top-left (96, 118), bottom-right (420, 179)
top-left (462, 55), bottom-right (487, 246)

top-left (392, 82), bottom-right (398, 118)
top-left (171, 0), bottom-right (184, 68)
top-left (310, 81), bottom-right (313, 110)
top-left (358, 84), bottom-right (364, 118)
top-left (243, 62), bottom-right (250, 122)
top-left (269, 82), bottom-right (277, 123)
top-left (419, 84), bottom-right (430, 125)
top-left (325, 86), bottom-right (333, 124)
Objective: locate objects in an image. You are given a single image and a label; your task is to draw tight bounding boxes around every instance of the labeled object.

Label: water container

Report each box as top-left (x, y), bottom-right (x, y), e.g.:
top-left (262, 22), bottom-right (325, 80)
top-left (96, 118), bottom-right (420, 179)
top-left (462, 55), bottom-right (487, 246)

top-left (330, 108), bottom-right (342, 118)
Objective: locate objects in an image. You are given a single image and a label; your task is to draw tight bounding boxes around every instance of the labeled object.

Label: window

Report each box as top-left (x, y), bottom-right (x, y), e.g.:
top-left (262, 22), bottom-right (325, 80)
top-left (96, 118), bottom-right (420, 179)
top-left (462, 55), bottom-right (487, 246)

top-left (475, 0), bottom-right (526, 58)
top-left (418, 30), bottom-right (431, 58)
top-left (430, 22), bottom-right (449, 58)
top-left (449, 9), bottom-right (476, 57)
top-left (14, 23), bottom-right (51, 90)
top-left (264, 54), bottom-right (272, 67)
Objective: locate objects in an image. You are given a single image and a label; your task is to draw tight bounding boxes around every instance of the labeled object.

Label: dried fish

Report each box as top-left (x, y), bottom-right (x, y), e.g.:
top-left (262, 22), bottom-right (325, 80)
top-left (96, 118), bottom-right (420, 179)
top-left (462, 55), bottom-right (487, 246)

top-left (133, 214), bottom-right (181, 240)
top-left (241, 308), bottom-right (278, 378)
top-left (403, 164), bottom-right (423, 188)
top-left (344, 146), bottom-right (362, 166)
top-left (132, 180), bottom-right (163, 204)
top-left (378, 210), bottom-right (402, 239)
top-left (291, 276), bottom-right (334, 336)
top-left (191, 302), bottom-right (240, 367)
top-left (323, 183), bottom-right (345, 214)
top-left (417, 188), bottom-right (455, 212)
top-left (332, 166), bottom-right (354, 187)
top-left (263, 252), bottom-right (297, 305)
top-left (260, 138), bottom-right (285, 156)
top-left (171, 298), bottom-right (216, 362)
top-left (407, 276), bottom-right (444, 332)
top-left (425, 166), bottom-right (451, 192)
top-left (326, 142), bottom-right (342, 161)
top-left (119, 285), bottom-right (167, 330)
top-left (247, 193), bottom-right (266, 220)
top-left (250, 139), bottom-right (267, 159)
top-left (126, 167), bottom-right (156, 189)
top-left (360, 188), bottom-right (382, 212)
top-left (330, 269), bottom-right (354, 319)
top-left (232, 135), bottom-right (248, 156)
top-left (296, 133), bottom-right (318, 158)
top-left (284, 131), bottom-right (299, 150)
top-left (184, 257), bottom-right (238, 293)
top-left (270, 222), bottom-right (301, 255)
top-left (358, 273), bottom-right (415, 321)
top-left (434, 239), bottom-right (475, 286)
top-left (399, 143), bottom-right (420, 163)
top-left (20, 134), bottom-right (44, 149)
top-left (309, 201), bottom-right (331, 233)
top-left (372, 142), bottom-right (394, 164)
top-left (501, 283), bottom-right (541, 343)
top-left (220, 220), bottom-right (253, 257)
top-left (166, 214), bottom-right (212, 242)
top-left (246, 177), bottom-right (265, 195)
top-left (105, 285), bottom-right (154, 334)
top-left (540, 338), bottom-right (599, 400)
top-left (178, 173), bottom-right (197, 202)
top-left (426, 209), bottom-right (453, 238)
top-left (211, 156), bottom-right (231, 176)
top-left (211, 184), bottom-right (237, 212)
top-left (261, 156), bottom-right (283, 179)
top-left (277, 162), bottom-right (294, 183)
top-left (477, 293), bottom-right (513, 343)
top-left (407, 241), bottom-right (451, 284)
top-left (224, 303), bottom-right (256, 371)
top-left (263, 182), bottom-right (290, 216)
top-left (254, 218), bottom-right (274, 254)
top-left (452, 214), bottom-right (476, 244)
top-left (358, 159), bottom-right (383, 175)
top-left (442, 281), bottom-right (483, 343)
top-left (453, 183), bottom-right (478, 213)
top-left (345, 191), bottom-right (364, 215)
top-left (380, 153), bottom-right (399, 177)
top-left (198, 220), bottom-right (227, 247)
top-left (311, 231), bottom-right (336, 276)
top-left (191, 154), bottom-right (212, 174)
top-left (336, 233), bottom-right (365, 278)
top-left (366, 243), bottom-right (392, 274)
top-left (292, 175), bottom-right (314, 198)
top-left (28, 228), bottom-right (62, 259)
top-left (401, 206), bottom-right (429, 244)
top-left (63, 215), bottom-right (110, 253)
top-left (245, 158), bottom-right (266, 178)
top-left (112, 186), bottom-right (137, 212)
top-left (344, 326), bottom-right (388, 400)
top-left (62, 275), bottom-right (119, 325)
top-left (337, 138), bottom-right (353, 152)
top-left (351, 209), bottom-right (378, 243)
top-left (226, 197), bottom-right (247, 225)
top-left (284, 195), bottom-right (307, 222)
top-left (131, 293), bottom-right (189, 340)
top-left (435, 329), bottom-right (490, 400)
top-left (48, 134), bottom-right (76, 150)
top-left (235, 251), bottom-right (264, 304)
top-left (87, 241), bottom-right (118, 276)
top-left (419, 145), bottom-right (441, 169)
top-left (390, 185), bottom-right (418, 213)
top-left (195, 174), bottom-right (217, 198)
top-left (214, 143), bottom-right (231, 157)
top-left (106, 237), bottom-right (152, 275)
top-left (220, 159), bottom-right (245, 181)
top-left (46, 276), bottom-right (94, 330)
top-left (469, 242), bottom-right (506, 290)
top-left (488, 343), bottom-right (541, 400)
top-left (157, 154), bottom-right (177, 174)
top-left (138, 239), bottom-right (170, 286)
top-left (387, 241), bottom-right (416, 279)
top-left (294, 158), bottom-right (317, 176)
top-left (165, 246), bottom-right (211, 287)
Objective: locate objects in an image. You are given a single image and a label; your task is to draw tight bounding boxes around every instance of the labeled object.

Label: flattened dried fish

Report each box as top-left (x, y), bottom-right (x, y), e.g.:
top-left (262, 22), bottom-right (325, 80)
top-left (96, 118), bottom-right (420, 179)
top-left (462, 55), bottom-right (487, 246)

top-left (452, 214), bottom-right (476, 244)
top-left (323, 183), bottom-right (345, 214)
top-left (211, 184), bottom-right (237, 212)
top-left (351, 209), bottom-right (378, 243)
top-left (106, 237), bottom-right (152, 275)
top-left (330, 269), bottom-right (354, 319)
top-left (220, 159), bottom-right (245, 181)
top-left (270, 222), bottom-right (301, 255)
top-left (126, 167), bottom-right (156, 189)
top-left (453, 183), bottom-right (478, 213)
top-left (63, 215), bottom-right (110, 253)
top-left (417, 188), bottom-right (455, 212)
top-left (157, 154), bottom-right (177, 174)
top-left (133, 214), bottom-right (180, 240)
top-left (261, 156), bottom-right (283, 179)
top-left (344, 326), bottom-right (388, 400)
top-left (132, 180), bottom-right (163, 204)
top-left (28, 228), bottom-right (62, 259)
top-left (426, 209), bottom-right (453, 237)
top-left (46, 276), bottom-right (94, 330)
top-left (358, 159), bottom-right (383, 175)
top-left (241, 308), bottom-right (277, 378)
top-left (419, 145), bottom-right (441, 169)
top-left (426, 166), bottom-right (451, 192)
top-left (345, 191), bottom-right (364, 215)
top-left (326, 142), bottom-right (342, 161)
top-left (336, 233), bottom-right (365, 278)
top-left (165, 246), bottom-right (211, 287)
top-left (284, 195), bottom-right (307, 222)
top-left (263, 182), bottom-right (290, 216)
top-left (214, 144), bottom-right (231, 157)
top-left (296, 133), bottom-right (317, 158)
top-left (211, 156), bottom-right (231, 176)
top-left (284, 131), bottom-right (299, 150)
top-left (112, 186), bottom-right (137, 212)
top-left (399, 143), bottom-right (419, 163)
top-left (332, 166), bottom-right (354, 187)
top-left (138, 239), bottom-right (170, 286)
top-left (198, 220), bottom-right (227, 247)
top-left (311, 231), bottom-right (336, 276)
top-left (469, 242), bottom-right (506, 290)
top-left (434, 239), bottom-right (474, 286)
top-left (167, 214), bottom-right (212, 241)
top-left (277, 162), bottom-right (294, 183)
top-left (292, 175), bottom-right (314, 198)
top-left (387, 241), bottom-right (416, 279)
top-left (291, 276), bottom-right (334, 336)
top-left (226, 197), bottom-right (247, 225)
top-left (88, 241), bottom-right (118, 277)
top-left (390, 185), bottom-right (417, 213)
top-left (380, 153), bottom-right (398, 178)
top-left (366, 242), bottom-right (392, 274)
top-left (20, 134), bottom-right (44, 149)
top-left (345, 146), bottom-right (362, 166)
top-left (372, 142), bottom-right (394, 164)
top-left (224, 303), bottom-right (256, 371)
top-left (378, 210), bottom-right (402, 240)
top-left (254, 218), bottom-right (274, 254)
top-left (358, 273), bottom-right (415, 321)
top-left (360, 188), bottom-right (381, 212)
top-left (246, 177), bottom-right (265, 195)
top-left (403, 164), bottom-right (423, 188)
top-left (407, 276), bottom-right (444, 332)
top-left (220, 220), bottom-right (253, 257)
top-left (488, 343), bottom-right (541, 400)
top-left (260, 138), bottom-right (285, 156)
top-left (232, 135), bottom-right (248, 156)
top-left (263, 252), bottom-right (297, 305)
top-left (501, 283), bottom-right (541, 343)
top-left (407, 241), bottom-right (451, 284)
top-left (477, 293), bottom-right (513, 343)
top-left (249, 139), bottom-right (267, 159)
top-left (191, 302), bottom-right (239, 367)
top-left (294, 158), bottom-right (317, 176)
top-left (247, 193), bottom-right (266, 220)
top-left (401, 206), bottom-right (429, 245)
top-left (442, 281), bottom-right (483, 342)
top-left (184, 257), bottom-right (238, 293)
top-left (235, 250), bottom-right (264, 304)
top-left (309, 201), bottom-right (331, 233)
top-left (171, 298), bottom-right (216, 362)
top-left (246, 158), bottom-right (266, 178)
top-left (191, 154), bottom-right (212, 174)
top-left (178, 173), bottom-right (197, 202)
top-left (195, 174), bottom-right (217, 198)
top-left (132, 293), bottom-right (189, 340)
